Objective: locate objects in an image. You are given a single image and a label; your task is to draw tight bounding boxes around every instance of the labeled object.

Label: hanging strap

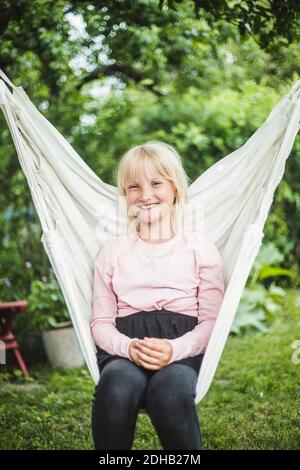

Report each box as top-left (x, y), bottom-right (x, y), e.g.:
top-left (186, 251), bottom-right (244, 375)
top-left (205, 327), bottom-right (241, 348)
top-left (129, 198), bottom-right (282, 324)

top-left (0, 69), bottom-right (16, 89)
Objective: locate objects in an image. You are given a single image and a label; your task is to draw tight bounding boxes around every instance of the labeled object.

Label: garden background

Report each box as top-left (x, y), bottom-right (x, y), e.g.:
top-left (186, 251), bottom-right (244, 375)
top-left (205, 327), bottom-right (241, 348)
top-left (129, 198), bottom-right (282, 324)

top-left (0, 0), bottom-right (299, 450)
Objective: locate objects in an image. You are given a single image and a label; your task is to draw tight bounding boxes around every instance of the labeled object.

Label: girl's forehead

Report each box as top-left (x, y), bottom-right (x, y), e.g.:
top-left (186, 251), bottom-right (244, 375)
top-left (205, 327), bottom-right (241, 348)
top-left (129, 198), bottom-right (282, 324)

top-left (128, 170), bottom-right (164, 183)
top-left (128, 158), bottom-right (164, 181)
top-left (128, 176), bottom-right (163, 183)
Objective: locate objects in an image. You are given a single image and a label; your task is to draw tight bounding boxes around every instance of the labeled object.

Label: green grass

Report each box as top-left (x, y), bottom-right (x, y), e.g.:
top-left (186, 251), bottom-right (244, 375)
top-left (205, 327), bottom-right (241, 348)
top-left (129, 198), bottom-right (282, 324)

top-left (1, 289), bottom-right (300, 450)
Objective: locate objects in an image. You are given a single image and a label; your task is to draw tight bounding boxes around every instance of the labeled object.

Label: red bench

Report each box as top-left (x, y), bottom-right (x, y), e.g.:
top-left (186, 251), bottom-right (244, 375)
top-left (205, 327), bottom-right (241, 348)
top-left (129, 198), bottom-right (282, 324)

top-left (0, 300), bottom-right (30, 377)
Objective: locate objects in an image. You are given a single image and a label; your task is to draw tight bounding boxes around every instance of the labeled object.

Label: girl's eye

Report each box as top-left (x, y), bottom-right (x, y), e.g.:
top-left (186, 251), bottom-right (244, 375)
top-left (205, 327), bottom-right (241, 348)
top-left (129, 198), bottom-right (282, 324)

top-left (128, 182), bottom-right (161, 189)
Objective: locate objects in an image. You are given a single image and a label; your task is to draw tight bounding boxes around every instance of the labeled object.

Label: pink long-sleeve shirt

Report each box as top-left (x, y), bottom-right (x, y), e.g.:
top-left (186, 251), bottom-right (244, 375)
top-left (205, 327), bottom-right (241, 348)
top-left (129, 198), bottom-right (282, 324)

top-left (90, 230), bottom-right (225, 365)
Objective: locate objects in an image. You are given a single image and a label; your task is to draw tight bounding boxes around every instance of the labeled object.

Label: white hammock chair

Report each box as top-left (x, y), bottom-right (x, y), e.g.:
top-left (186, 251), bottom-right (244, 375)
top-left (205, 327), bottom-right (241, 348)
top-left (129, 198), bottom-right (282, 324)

top-left (1, 69), bottom-right (300, 414)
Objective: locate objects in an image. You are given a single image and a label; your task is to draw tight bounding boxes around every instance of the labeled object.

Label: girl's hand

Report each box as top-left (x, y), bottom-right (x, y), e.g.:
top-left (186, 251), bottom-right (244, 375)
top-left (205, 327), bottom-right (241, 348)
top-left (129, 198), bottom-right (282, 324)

top-left (129, 339), bottom-right (144, 366)
top-left (134, 337), bottom-right (173, 370)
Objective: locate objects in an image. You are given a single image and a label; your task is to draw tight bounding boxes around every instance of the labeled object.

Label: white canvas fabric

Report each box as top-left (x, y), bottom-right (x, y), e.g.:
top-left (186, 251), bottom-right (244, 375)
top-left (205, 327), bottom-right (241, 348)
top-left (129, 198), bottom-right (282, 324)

top-left (1, 68), bottom-right (299, 409)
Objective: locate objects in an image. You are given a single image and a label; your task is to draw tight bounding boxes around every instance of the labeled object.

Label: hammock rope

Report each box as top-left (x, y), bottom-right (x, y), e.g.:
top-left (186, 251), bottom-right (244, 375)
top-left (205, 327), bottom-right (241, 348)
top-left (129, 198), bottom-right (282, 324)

top-left (1, 68), bottom-right (300, 410)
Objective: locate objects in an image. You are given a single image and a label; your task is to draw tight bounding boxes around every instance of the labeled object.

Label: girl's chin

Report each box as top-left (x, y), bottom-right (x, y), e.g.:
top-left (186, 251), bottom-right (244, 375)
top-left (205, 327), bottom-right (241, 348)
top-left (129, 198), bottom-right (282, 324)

top-left (138, 213), bottom-right (161, 222)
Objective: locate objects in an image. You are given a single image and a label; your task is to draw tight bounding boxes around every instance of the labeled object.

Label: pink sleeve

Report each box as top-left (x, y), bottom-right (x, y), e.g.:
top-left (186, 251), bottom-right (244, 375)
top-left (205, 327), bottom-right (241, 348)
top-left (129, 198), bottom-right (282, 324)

top-left (167, 235), bottom-right (225, 364)
top-left (90, 241), bottom-right (138, 361)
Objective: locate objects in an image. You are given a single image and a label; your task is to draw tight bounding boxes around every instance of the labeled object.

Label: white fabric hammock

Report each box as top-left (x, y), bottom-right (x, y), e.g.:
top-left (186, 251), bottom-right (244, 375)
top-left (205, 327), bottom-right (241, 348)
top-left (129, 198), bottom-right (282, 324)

top-left (1, 68), bottom-right (300, 412)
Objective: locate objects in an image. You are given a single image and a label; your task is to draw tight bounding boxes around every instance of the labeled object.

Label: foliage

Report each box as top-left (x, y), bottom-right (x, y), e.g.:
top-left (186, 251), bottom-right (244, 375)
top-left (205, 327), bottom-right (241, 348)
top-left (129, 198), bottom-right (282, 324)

top-left (0, 1), bottom-right (299, 338)
top-left (25, 276), bottom-right (71, 332)
top-left (188, 0), bottom-right (300, 51)
top-left (232, 242), bottom-right (297, 335)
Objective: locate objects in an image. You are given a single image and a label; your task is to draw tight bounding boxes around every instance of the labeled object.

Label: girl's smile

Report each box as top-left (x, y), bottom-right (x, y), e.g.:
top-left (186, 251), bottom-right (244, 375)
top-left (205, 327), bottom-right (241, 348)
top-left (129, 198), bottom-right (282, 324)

top-left (137, 202), bottom-right (160, 210)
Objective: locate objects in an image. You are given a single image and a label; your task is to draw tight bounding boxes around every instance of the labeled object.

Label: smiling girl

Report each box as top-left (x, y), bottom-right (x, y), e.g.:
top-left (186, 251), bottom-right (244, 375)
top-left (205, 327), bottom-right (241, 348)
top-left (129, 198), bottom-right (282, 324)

top-left (90, 140), bottom-right (225, 450)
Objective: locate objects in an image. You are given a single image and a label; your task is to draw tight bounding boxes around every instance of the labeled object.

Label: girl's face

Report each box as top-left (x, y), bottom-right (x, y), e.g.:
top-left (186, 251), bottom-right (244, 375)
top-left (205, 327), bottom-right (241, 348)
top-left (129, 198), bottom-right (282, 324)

top-left (125, 172), bottom-right (177, 227)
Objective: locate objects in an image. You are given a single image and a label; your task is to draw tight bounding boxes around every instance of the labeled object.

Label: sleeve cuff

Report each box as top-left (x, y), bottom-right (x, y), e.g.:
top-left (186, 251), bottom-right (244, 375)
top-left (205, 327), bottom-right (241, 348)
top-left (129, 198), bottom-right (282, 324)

top-left (166, 338), bottom-right (186, 364)
top-left (125, 337), bottom-right (140, 361)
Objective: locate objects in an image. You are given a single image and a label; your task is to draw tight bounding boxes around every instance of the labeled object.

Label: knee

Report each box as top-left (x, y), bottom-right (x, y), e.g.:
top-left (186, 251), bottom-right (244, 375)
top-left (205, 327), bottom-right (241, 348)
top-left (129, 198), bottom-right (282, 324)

top-left (146, 365), bottom-right (196, 413)
top-left (93, 362), bottom-right (147, 408)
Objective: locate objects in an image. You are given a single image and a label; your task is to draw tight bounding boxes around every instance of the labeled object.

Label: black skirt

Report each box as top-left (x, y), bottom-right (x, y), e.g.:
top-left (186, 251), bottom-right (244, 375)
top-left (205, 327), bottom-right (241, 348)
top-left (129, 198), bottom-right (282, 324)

top-left (95, 309), bottom-right (204, 374)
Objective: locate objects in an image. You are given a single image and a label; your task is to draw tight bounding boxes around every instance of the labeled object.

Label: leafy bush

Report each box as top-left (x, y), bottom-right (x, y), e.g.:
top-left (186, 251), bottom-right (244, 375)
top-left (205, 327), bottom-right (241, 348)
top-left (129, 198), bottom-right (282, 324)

top-left (232, 242), bottom-right (296, 335)
top-left (26, 276), bottom-right (71, 332)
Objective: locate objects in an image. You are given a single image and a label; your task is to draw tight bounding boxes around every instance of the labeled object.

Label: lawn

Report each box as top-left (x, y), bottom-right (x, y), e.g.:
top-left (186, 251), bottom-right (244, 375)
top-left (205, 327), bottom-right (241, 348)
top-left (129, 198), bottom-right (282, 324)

top-left (0, 290), bottom-right (299, 450)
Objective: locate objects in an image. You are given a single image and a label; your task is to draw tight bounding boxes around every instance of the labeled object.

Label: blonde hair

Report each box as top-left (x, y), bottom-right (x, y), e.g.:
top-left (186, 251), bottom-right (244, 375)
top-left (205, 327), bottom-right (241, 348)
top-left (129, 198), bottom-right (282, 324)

top-left (115, 140), bottom-right (191, 236)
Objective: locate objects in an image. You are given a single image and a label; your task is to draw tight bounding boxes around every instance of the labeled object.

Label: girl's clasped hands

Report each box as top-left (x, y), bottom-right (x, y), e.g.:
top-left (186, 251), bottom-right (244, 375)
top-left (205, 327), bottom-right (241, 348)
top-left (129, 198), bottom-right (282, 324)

top-left (129, 337), bottom-right (173, 370)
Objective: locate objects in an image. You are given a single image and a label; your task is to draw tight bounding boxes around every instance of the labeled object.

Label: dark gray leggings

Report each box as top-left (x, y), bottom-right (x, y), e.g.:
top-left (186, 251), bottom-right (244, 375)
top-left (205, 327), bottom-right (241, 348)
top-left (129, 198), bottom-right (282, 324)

top-left (91, 357), bottom-right (202, 450)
